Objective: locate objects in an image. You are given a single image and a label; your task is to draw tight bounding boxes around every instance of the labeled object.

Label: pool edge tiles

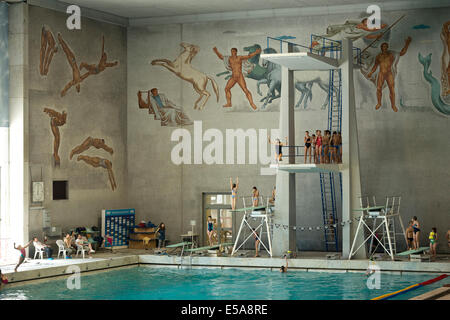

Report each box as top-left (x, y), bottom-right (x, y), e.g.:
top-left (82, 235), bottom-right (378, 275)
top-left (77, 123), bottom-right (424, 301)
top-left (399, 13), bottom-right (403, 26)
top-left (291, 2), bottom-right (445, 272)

top-left (137, 255), bottom-right (450, 274)
top-left (4, 255), bottom-right (139, 284)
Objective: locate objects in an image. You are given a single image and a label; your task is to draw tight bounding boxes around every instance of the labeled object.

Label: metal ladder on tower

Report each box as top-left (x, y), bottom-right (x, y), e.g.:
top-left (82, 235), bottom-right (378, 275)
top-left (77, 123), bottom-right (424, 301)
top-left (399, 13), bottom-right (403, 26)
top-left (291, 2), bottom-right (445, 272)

top-left (319, 68), bottom-right (342, 252)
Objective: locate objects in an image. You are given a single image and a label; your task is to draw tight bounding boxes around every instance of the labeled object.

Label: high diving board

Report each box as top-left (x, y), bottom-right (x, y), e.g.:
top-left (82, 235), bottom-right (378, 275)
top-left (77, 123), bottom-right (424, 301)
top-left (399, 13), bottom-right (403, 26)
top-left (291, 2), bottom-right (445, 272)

top-left (261, 52), bottom-right (339, 71)
top-left (231, 206), bottom-right (267, 213)
top-left (270, 163), bottom-right (343, 173)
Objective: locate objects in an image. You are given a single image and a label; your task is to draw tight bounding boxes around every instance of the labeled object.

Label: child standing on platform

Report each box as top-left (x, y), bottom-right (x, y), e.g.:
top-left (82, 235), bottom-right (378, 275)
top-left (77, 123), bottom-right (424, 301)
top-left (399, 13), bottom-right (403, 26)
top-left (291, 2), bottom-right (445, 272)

top-left (156, 223), bottom-right (166, 249)
top-left (429, 227), bottom-right (437, 260)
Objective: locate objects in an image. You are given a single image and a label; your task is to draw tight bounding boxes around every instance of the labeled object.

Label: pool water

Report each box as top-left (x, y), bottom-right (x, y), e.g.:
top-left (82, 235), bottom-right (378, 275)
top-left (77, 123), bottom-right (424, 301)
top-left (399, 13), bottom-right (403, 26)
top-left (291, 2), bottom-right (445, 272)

top-left (0, 266), bottom-right (447, 300)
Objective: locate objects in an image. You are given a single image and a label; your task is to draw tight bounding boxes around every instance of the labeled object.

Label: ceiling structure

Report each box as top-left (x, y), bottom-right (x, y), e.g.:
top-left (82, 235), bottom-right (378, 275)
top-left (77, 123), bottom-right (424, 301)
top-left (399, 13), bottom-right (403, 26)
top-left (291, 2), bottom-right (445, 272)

top-left (25, 0), bottom-right (450, 26)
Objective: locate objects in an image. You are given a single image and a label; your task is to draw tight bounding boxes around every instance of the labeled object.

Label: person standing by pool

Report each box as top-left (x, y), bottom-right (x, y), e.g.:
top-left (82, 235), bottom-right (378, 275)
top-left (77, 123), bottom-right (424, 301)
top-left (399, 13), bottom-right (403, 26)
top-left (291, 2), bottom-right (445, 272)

top-left (429, 227), bottom-right (437, 260)
top-left (230, 177), bottom-right (239, 211)
top-left (280, 256), bottom-right (288, 273)
top-left (13, 240), bottom-right (33, 272)
top-left (156, 223), bottom-right (166, 249)
top-left (412, 216), bottom-right (420, 250)
top-left (252, 228), bottom-right (260, 258)
top-left (406, 220), bottom-right (414, 250)
top-left (251, 186), bottom-right (260, 207)
top-left (315, 130), bottom-right (322, 164)
top-left (207, 216), bottom-right (215, 246)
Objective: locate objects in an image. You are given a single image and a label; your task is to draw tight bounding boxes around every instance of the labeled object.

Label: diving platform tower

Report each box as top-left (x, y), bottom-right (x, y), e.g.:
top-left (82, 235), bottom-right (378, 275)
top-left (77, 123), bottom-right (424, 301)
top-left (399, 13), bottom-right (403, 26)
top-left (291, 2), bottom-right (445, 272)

top-left (261, 38), bottom-right (365, 259)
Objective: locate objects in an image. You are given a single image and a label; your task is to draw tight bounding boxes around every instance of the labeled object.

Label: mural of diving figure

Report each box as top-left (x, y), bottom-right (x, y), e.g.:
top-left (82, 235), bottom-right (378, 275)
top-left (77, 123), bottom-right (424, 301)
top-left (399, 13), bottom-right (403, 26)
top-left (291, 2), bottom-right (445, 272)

top-left (151, 43), bottom-right (219, 110)
top-left (366, 37), bottom-right (411, 112)
top-left (43, 107), bottom-right (67, 166)
top-left (213, 46), bottom-right (261, 110)
top-left (70, 137), bottom-right (113, 160)
top-left (79, 35), bottom-right (118, 76)
top-left (40, 25), bottom-right (58, 76)
top-left (58, 33), bottom-right (89, 97)
top-left (77, 155), bottom-right (117, 191)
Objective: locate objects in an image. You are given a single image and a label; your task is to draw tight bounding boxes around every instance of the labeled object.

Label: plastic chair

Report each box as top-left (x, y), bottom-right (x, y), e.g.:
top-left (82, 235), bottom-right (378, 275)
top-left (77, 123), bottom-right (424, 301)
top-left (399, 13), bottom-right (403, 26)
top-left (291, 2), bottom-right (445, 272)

top-left (33, 245), bottom-right (46, 260)
top-left (56, 240), bottom-right (68, 259)
top-left (76, 244), bottom-right (87, 259)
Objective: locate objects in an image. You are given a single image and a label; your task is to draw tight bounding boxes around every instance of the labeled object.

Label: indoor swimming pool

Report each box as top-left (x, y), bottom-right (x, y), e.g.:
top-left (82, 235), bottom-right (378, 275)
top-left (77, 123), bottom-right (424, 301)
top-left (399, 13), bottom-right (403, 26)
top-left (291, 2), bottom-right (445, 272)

top-left (0, 266), bottom-right (447, 300)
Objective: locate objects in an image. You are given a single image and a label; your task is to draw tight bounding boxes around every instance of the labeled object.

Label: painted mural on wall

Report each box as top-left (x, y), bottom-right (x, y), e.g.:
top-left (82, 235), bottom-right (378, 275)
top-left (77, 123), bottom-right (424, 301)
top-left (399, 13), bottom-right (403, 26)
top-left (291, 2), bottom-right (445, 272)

top-left (417, 21), bottom-right (450, 117)
top-left (0, 2), bottom-right (8, 128)
top-left (58, 33), bottom-right (118, 97)
top-left (212, 46), bottom-right (261, 110)
top-left (151, 42), bottom-right (219, 110)
top-left (40, 25), bottom-right (58, 76)
top-left (137, 89), bottom-right (193, 127)
top-left (70, 136), bottom-right (116, 191)
top-left (43, 107), bottom-right (67, 166)
top-left (38, 26), bottom-right (119, 97)
top-left (76, 155), bottom-right (117, 191)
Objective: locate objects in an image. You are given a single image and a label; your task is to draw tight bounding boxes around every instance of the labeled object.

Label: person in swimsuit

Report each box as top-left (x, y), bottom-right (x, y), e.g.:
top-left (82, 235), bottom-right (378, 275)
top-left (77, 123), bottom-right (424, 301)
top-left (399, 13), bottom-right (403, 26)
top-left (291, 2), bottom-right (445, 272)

top-left (269, 186), bottom-right (276, 205)
top-left (311, 134), bottom-right (316, 164)
top-left (280, 256), bottom-right (288, 273)
top-left (207, 216), bottom-right (215, 246)
top-left (13, 241), bottom-right (33, 272)
top-left (0, 269), bottom-right (8, 288)
top-left (230, 177), bottom-right (239, 210)
top-left (304, 131), bottom-right (312, 164)
top-left (337, 131), bottom-right (342, 163)
top-left (252, 187), bottom-right (260, 207)
top-left (315, 130), bottom-right (322, 164)
top-left (406, 221), bottom-right (414, 250)
top-left (330, 131), bottom-right (339, 163)
top-left (252, 228), bottom-right (260, 257)
top-left (322, 130), bottom-right (331, 164)
top-left (412, 216), bottom-right (420, 250)
top-left (268, 136), bottom-right (288, 163)
top-left (428, 227), bottom-right (437, 260)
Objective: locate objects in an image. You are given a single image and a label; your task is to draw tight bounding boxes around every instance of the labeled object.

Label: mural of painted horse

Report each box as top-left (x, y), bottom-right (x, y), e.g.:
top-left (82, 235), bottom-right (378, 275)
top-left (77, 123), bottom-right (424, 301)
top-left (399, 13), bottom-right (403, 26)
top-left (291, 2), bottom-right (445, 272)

top-left (151, 42), bottom-right (219, 110)
top-left (217, 44), bottom-right (330, 110)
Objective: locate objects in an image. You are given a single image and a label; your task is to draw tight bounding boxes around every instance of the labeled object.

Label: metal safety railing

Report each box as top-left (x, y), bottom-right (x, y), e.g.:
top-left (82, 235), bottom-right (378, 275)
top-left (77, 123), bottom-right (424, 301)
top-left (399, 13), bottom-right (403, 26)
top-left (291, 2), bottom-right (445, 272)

top-left (264, 35), bottom-right (362, 66)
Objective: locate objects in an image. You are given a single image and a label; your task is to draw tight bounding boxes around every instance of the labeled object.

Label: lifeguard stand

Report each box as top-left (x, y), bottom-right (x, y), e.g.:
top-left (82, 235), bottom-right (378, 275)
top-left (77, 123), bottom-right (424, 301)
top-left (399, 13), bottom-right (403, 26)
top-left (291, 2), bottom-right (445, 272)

top-left (261, 37), bottom-right (364, 258)
top-left (231, 196), bottom-right (274, 257)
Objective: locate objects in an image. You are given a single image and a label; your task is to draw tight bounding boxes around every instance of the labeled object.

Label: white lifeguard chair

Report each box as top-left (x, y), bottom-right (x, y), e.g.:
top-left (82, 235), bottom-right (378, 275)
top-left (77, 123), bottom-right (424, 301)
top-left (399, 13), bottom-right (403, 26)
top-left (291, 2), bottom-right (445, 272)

top-left (349, 195), bottom-right (406, 261)
top-left (231, 196), bottom-right (274, 257)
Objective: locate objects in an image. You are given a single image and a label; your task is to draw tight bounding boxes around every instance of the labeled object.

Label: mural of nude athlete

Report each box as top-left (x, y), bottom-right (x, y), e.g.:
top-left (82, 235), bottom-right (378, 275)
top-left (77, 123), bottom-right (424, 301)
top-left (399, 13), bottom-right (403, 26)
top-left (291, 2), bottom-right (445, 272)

top-left (70, 137), bottom-right (114, 160)
top-left (77, 155), bottom-right (117, 191)
top-left (40, 25), bottom-right (58, 76)
top-left (441, 21), bottom-right (450, 95)
top-left (43, 107), bottom-right (67, 166)
top-left (79, 35), bottom-right (118, 76)
top-left (213, 47), bottom-right (261, 110)
top-left (367, 37), bottom-right (412, 112)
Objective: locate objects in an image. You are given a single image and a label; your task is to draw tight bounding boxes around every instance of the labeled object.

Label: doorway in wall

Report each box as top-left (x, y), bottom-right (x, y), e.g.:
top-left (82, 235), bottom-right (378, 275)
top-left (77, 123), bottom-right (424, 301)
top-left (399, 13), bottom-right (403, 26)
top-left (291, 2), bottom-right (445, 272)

top-left (203, 193), bottom-right (233, 247)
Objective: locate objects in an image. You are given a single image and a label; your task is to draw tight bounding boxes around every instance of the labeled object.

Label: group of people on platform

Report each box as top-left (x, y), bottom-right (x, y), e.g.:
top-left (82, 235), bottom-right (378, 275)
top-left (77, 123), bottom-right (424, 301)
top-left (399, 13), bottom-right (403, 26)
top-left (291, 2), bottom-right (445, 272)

top-left (267, 130), bottom-right (343, 164)
top-left (304, 130), bottom-right (342, 164)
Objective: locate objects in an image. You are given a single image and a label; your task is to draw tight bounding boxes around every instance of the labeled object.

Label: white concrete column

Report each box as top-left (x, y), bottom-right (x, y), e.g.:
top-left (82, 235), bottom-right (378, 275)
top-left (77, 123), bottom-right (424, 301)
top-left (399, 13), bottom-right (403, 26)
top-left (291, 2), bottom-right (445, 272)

top-left (340, 39), bottom-right (364, 259)
top-left (273, 42), bottom-right (296, 257)
top-left (8, 2), bottom-right (29, 246)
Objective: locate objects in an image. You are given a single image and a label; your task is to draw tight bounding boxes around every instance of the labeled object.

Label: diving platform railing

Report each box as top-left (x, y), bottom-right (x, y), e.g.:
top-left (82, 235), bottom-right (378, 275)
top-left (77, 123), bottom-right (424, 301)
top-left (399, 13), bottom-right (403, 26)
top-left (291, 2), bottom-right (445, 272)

top-left (264, 36), bottom-right (362, 70)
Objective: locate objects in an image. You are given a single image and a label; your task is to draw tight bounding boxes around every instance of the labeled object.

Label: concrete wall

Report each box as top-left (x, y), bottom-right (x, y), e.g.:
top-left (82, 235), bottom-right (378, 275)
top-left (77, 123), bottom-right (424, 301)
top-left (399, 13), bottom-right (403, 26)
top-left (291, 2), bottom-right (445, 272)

top-left (27, 5), bottom-right (127, 237)
top-left (127, 7), bottom-right (450, 254)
